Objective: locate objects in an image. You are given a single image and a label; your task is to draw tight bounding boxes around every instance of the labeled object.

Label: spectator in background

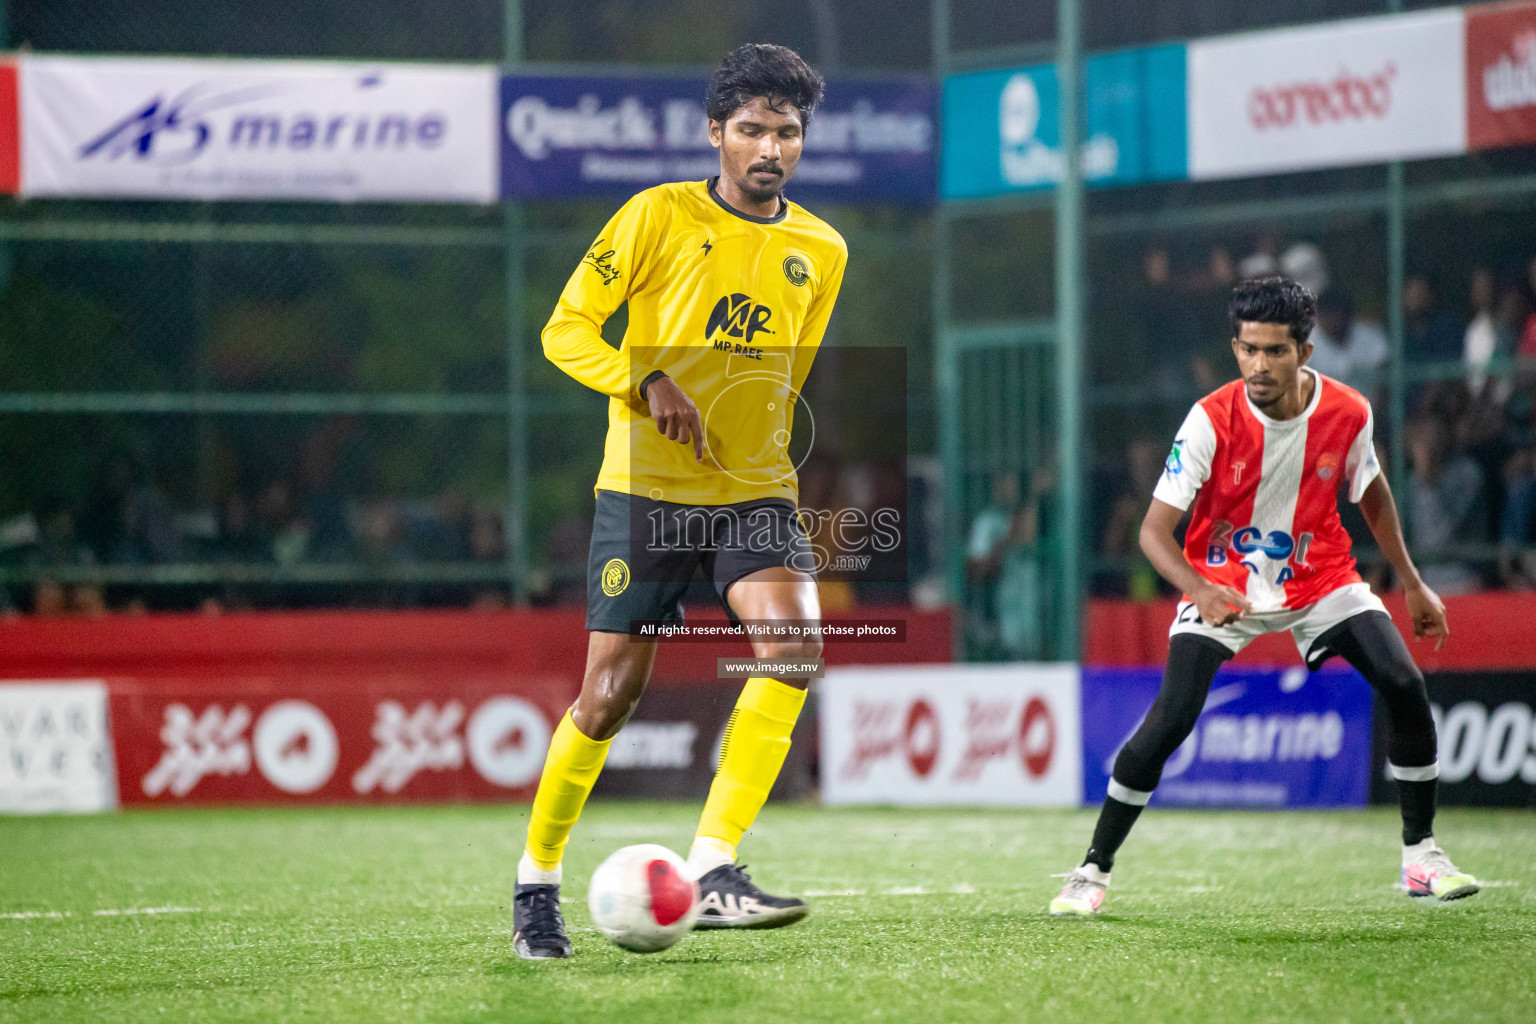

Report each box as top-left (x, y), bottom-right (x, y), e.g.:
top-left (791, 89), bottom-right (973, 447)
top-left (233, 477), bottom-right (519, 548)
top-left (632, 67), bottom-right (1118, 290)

top-left (1406, 416), bottom-right (1485, 594)
top-left (1519, 255), bottom-right (1536, 359)
top-left (1307, 288), bottom-right (1389, 400)
top-left (1463, 267), bottom-right (1501, 392)
top-left (1098, 438), bottom-right (1165, 602)
top-left (966, 464), bottom-right (1052, 658)
top-left (26, 495), bottom-right (104, 616)
top-left (1237, 231), bottom-right (1281, 280)
top-left (1404, 272), bottom-right (1465, 364)
top-left (1500, 447), bottom-right (1536, 589)
top-left (256, 480), bottom-right (307, 566)
top-left (1498, 374), bottom-right (1536, 588)
top-left (1280, 240), bottom-right (1329, 297)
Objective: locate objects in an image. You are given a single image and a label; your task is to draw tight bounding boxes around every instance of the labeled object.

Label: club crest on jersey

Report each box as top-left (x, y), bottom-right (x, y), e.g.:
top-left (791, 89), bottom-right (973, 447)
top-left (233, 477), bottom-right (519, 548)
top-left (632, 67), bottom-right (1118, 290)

top-left (782, 254), bottom-right (810, 286)
top-left (706, 292), bottom-right (776, 349)
top-left (1316, 452), bottom-right (1339, 480)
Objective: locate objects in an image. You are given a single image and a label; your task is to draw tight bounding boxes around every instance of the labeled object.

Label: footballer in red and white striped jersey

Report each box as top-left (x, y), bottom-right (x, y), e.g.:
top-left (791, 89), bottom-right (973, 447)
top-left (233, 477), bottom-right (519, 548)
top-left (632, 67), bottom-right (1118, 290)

top-left (1153, 365), bottom-right (1379, 612)
top-left (1050, 277), bottom-right (1470, 922)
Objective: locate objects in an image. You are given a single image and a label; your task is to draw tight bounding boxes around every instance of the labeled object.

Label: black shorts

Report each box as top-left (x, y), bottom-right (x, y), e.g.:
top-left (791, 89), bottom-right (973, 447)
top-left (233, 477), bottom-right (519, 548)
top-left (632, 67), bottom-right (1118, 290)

top-left (585, 489), bottom-right (816, 634)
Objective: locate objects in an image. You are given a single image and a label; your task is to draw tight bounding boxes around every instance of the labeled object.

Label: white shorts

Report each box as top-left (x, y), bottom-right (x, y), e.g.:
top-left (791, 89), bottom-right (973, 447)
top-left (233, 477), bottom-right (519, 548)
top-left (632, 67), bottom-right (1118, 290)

top-left (1168, 581), bottom-right (1388, 668)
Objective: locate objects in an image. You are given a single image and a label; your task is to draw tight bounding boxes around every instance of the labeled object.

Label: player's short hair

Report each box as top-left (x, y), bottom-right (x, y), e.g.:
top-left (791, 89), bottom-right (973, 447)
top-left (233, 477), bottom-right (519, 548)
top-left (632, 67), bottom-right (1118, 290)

top-left (1229, 276), bottom-right (1316, 346)
top-left (706, 43), bottom-right (825, 130)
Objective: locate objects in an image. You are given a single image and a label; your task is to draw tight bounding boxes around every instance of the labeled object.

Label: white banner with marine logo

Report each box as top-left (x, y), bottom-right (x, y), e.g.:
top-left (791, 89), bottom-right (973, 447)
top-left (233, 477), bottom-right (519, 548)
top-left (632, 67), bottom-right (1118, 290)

top-left (20, 55), bottom-right (498, 202)
top-left (820, 663), bottom-right (1081, 806)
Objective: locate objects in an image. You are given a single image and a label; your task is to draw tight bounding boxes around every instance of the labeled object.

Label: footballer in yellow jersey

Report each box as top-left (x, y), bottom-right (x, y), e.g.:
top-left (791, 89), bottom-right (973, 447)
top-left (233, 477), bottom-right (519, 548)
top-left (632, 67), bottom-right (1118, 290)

top-left (514, 44), bottom-right (844, 961)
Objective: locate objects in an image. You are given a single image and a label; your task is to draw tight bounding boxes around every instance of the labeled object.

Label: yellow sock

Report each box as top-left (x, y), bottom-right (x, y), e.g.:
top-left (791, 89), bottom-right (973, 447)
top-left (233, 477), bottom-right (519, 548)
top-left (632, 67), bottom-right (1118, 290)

top-left (524, 710), bottom-right (612, 871)
top-left (694, 677), bottom-right (807, 861)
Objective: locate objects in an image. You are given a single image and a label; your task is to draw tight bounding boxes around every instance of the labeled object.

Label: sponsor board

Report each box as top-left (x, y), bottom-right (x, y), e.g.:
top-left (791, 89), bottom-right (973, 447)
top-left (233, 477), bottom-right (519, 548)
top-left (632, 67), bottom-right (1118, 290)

top-left (0, 681), bottom-right (117, 813)
top-left (1466, 0), bottom-right (1536, 152)
top-left (500, 74), bottom-right (935, 203)
top-left (0, 62), bottom-right (17, 194)
top-left (1372, 672), bottom-right (1536, 807)
top-left (20, 55), bottom-right (498, 202)
top-left (591, 683), bottom-right (814, 801)
top-left (1081, 665), bottom-right (1371, 808)
top-left (110, 674), bottom-right (569, 804)
top-left (1187, 8), bottom-right (1466, 180)
top-left (820, 663), bottom-right (1082, 806)
top-left (942, 45), bottom-right (1187, 199)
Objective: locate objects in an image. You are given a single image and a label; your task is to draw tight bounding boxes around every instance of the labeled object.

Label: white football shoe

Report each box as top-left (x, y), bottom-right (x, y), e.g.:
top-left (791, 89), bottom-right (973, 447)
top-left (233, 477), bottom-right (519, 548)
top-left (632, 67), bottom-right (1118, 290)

top-left (1049, 864), bottom-right (1109, 917)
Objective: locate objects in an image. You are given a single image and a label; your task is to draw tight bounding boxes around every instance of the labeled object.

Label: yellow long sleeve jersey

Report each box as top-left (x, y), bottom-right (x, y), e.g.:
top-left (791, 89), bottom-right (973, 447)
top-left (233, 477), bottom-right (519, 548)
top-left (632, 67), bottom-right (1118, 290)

top-left (542, 178), bottom-right (848, 506)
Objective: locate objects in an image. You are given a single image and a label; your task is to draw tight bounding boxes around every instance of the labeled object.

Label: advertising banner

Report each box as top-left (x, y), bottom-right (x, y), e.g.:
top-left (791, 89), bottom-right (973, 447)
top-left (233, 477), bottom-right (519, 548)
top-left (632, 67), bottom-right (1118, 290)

top-left (500, 74), bottom-right (936, 203)
top-left (109, 673), bottom-right (572, 805)
top-left (0, 61), bottom-right (17, 194)
top-left (20, 55), bottom-right (499, 202)
top-left (1081, 665), bottom-right (1372, 808)
top-left (1466, 0), bottom-right (1536, 152)
top-left (1371, 672), bottom-right (1536, 808)
top-left (591, 683), bottom-right (814, 801)
top-left (820, 663), bottom-right (1082, 806)
top-left (0, 681), bottom-right (116, 813)
top-left (1187, 8), bottom-right (1466, 180)
top-left (941, 45), bottom-right (1187, 200)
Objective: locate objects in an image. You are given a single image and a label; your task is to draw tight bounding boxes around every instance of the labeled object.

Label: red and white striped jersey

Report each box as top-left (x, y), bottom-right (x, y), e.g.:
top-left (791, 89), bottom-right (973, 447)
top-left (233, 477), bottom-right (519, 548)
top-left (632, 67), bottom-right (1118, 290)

top-left (1152, 367), bottom-right (1380, 612)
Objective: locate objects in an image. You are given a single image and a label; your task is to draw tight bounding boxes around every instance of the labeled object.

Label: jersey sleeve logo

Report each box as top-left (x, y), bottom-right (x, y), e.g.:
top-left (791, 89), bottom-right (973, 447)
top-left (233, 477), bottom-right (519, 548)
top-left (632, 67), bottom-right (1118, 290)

top-left (782, 254), bottom-right (810, 287)
top-left (1165, 438), bottom-right (1184, 475)
top-left (583, 238), bottom-right (622, 286)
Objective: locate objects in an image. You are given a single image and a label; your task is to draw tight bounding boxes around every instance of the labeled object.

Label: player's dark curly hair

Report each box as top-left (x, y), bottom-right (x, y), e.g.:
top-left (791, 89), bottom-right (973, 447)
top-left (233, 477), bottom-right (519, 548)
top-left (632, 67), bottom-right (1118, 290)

top-left (1229, 276), bottom-right (1317, 345)
top-left (706, 43), bottom-right (825, 129)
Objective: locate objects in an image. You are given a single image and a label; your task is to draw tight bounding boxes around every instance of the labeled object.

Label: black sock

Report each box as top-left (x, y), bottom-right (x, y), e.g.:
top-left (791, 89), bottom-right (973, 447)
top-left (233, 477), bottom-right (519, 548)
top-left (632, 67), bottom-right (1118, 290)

top-left (1084, 796), bottom-right (1145, 872)
top-left (1399, 778), bottom-right (1437, 845)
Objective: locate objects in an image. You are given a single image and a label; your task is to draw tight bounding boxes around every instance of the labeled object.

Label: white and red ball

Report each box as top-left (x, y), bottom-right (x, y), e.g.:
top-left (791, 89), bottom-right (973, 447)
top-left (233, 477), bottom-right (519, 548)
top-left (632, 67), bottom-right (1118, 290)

top-left (586, 844), bottom-right (700, 952)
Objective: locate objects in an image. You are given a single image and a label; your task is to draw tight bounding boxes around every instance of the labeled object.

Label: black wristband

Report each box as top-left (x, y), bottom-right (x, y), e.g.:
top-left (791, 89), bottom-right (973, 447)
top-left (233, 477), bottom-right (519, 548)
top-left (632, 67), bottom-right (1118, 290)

top-left (638, 369), bottom-right (668, 401)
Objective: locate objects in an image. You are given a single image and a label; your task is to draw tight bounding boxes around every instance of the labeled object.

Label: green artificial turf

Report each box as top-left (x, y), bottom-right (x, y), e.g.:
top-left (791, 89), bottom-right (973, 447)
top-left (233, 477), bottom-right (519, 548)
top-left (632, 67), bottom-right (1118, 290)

top-left (2, 803), bottom-right (1533, 1023)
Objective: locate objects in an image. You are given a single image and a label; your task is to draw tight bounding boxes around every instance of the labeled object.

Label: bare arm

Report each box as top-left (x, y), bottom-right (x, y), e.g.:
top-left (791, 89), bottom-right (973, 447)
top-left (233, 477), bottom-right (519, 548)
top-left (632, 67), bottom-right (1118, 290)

top-left (1139, 497), bottom-right (1252, 626)
top-left (1357, 473), bottom-right (1449, 650)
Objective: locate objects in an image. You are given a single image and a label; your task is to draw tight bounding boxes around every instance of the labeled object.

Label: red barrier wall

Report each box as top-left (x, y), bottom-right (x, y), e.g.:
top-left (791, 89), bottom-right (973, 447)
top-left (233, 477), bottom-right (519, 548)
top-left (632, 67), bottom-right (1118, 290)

top-left (0, 606), bottom-right (952, 683)
top-left (1086, 592), bottom-right (1536, 669)
top-left (0, 607), bottom-right (951, 807)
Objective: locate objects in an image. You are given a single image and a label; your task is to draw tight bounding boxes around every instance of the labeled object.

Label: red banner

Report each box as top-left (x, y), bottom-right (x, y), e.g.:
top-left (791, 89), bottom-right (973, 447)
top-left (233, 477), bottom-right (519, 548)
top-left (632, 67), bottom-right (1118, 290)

top-left (0, 606), bottom-right (950, 807)
top-left (110, 673), bottom-right (573, 806)
top-left (1467, 1), bottom-right (1536, 152)
top-left (0, 63), bottom-right (16, 194)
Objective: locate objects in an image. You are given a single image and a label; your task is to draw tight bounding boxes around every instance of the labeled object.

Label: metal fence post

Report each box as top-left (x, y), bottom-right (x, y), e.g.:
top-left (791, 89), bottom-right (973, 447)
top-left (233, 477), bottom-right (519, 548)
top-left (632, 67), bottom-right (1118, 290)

top-left (1054, 0), bottom-right (1084, 661)
top-left (504, 0), bottom-right (529, 605)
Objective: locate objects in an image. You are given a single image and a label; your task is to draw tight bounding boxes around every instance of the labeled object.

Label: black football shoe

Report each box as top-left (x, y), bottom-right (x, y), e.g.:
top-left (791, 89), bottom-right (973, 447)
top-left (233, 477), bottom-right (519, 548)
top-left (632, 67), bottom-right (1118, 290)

top-left (512, 883), bottom-right (572, 960)
top-left (693, 864), bottom-right (809, 930)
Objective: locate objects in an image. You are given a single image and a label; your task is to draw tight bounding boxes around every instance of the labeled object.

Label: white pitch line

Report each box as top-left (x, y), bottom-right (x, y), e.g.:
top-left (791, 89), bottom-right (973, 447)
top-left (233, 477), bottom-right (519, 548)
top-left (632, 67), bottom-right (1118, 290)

top-left (92, 906), bottom-right (202, 917)
top-left (0, 910), bottom-right (72, 920)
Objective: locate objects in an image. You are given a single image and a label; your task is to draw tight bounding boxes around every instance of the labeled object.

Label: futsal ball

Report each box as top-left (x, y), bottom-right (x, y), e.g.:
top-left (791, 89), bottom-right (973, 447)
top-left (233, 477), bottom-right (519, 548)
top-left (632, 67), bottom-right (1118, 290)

top-left (587, 844), bottom-right (700, 953)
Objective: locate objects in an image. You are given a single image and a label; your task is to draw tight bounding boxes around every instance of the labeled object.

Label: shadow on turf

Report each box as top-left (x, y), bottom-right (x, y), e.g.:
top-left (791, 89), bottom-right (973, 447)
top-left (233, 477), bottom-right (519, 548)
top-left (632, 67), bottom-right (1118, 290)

top-left (490, 945), bottom-right (787, 973)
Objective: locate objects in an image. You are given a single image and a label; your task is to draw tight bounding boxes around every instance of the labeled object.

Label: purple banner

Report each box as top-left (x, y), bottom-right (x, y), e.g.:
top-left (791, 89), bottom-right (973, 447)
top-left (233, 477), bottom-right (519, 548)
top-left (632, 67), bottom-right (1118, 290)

top-left (1082, 665), bottom-right (1372, 808)
top-left (500, 74), bottom-right (935, 204)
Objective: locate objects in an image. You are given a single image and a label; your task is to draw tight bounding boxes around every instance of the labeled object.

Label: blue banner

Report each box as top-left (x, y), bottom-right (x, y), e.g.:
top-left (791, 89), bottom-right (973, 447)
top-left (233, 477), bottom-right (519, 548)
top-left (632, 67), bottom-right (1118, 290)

top-left (1081, 665), bottom-right (1372, 808)
top-left (500, 74), bottom-right (936, 204)
top-left (941, 44), bottom-right (1187, 200)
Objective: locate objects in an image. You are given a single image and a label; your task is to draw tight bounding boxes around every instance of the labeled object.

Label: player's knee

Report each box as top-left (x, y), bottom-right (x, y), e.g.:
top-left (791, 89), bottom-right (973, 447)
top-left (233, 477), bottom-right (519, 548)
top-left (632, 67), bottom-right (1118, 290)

top-left (1376, 658), bottom-right (1427, 705)
top-left (756, 634), bottom-right (823, 664)
top-left (1112, 743), bottom-right (1163, 793)
top-left (571, 692), bottom-right (640, 741)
